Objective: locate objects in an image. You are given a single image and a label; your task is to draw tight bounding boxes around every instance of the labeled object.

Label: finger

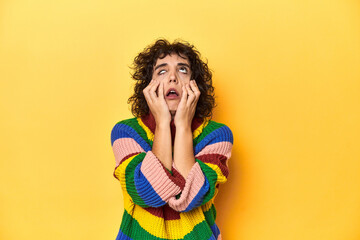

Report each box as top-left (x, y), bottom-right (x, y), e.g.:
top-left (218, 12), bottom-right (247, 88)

top-left (190, 80), bottom-right (199, 90)
top-left (147, 79), bottom-right (155, 87)
top-left (158, 80), bottom-right (165, 101)
top-left (179, 85), bottom-right (187, 107)
top-left (143, 80), bottom-right (154, 103)
top-left (186, 83), bottom-right (195, 106)
top-left (143, 90), bottom-right (152, 105)
top-left (190, 80), bottom-right (201, 100)
top-left (143, 79), bottom-right (154, 95)
top-left (149, 79), bottom-right (159, 101)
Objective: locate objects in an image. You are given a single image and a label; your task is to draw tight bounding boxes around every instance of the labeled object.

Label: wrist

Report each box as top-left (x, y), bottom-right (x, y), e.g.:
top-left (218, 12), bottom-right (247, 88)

top-left (175, 123), bottom-right (191, 131)
top-left (174, 118), bottom-right (191, 129)
top-left (156, 121), bottom-right (170, 130)
top-left (175, 126), bottom-right (192, 136)
top-left (153, 112), bottom-right (171, 127)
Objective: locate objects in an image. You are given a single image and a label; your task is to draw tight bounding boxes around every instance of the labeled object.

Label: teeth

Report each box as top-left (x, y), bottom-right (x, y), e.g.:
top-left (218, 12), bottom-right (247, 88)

top-left (167, 90), bottom-right (177, 96)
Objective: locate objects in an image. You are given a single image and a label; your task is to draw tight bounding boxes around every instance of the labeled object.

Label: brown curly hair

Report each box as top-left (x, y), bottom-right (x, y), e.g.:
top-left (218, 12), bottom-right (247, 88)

top-left (127, 38), bottom-right (216, 120)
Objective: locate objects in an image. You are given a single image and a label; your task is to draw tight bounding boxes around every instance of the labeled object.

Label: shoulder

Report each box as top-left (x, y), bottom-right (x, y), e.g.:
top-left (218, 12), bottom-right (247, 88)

top-left (206, 120), bottom-right (233, 139)
top-left (196, 119), bottom-right (234, 145)
top-left (110, 117), bottom-right (141, 145)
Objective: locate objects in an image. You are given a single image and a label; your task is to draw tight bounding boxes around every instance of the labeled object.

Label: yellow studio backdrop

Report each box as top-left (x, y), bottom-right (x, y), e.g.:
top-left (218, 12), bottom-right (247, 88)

top-left (1, 0), bottom-right (359, 239)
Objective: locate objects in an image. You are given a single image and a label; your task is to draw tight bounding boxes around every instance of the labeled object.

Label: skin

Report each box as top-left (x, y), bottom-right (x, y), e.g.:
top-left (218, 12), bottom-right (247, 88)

top-left (142, 53), bottom-right (201, 178)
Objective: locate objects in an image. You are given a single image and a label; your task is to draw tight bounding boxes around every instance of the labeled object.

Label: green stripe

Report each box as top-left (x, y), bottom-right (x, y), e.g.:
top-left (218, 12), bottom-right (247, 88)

top-left (203, 204), bottom-right (217, 227)
top-left (183, 221), bottom-right (213, 240)
top-left (166, 168), bottom-right (173, 175)
top-left (194, 121), bottom-right (225, 145)
top-left (196, 159), bottom-right (218, 205)
top-left (120, 210), bottom-right (214, 240)
top-left (125, 152), bottom-right (149, 208)
top-left (118, 118), bottom-right (153, 146)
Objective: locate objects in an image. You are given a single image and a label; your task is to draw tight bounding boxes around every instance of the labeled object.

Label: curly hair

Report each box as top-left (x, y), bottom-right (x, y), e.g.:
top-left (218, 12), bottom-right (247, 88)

top-left (127, 38), bottom-right (216, 120)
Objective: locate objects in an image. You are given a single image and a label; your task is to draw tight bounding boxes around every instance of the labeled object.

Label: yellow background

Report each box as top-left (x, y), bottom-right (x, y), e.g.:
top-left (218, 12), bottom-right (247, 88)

top-left (1, 0), bottom-right (360, 239)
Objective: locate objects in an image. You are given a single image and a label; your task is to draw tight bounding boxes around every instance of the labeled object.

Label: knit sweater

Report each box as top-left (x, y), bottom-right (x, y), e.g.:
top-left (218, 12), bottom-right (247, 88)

top-left (110, 111), bottom-right (234, 240)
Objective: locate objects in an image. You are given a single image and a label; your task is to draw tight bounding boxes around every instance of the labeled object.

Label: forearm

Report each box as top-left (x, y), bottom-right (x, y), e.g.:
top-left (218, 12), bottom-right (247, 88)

top-left (173, 125), bottom-right (196, 178)
top-left (152, 123), bottom-right (173, 170)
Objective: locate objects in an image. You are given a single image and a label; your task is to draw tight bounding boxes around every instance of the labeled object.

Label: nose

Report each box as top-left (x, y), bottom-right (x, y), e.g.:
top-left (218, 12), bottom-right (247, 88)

top-left (168, 69), bottom-right (178, 83)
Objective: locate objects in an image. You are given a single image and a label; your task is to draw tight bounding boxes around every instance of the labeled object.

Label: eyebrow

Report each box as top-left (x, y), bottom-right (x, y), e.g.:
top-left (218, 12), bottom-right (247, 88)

top-left (154, 62), bottom-right (190, 71)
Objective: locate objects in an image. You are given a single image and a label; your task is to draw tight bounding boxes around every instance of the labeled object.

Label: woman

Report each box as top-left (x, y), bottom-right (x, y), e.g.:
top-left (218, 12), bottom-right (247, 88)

top-left (110, 38), bottom-right (233, 240)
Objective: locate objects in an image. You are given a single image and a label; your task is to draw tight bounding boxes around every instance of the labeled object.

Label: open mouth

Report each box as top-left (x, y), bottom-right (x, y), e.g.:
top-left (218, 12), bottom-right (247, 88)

top-left (166, 88), bottom-right (179, 99)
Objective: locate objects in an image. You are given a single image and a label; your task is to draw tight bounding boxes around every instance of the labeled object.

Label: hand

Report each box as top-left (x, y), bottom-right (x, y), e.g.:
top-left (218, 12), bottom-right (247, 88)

top-left (174, 80), bottom-right (201, 129)
top-left (143, 79), bottom-right (171, 126)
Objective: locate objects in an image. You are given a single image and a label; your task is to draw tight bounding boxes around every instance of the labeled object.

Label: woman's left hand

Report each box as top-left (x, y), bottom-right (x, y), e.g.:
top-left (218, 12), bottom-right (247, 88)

top-left (174, 79), bottom-right (201, 129)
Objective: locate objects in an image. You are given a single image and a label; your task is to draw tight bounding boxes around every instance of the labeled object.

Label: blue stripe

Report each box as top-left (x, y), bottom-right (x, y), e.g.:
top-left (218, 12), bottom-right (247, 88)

top-left (134, 163), bottom-right (166, 207)
top-left (111, 123), bottom-right (151, 152)
top-left (182, 175), bottom-right (210, 212)
top-left (207, 234), bottom-right (217, 240)
top-left (210, 223), bottom-right (220, 239)
top-left (194, 125), bottom-right (233, 155)
top-left (115, 229), bottom-right (133, 240)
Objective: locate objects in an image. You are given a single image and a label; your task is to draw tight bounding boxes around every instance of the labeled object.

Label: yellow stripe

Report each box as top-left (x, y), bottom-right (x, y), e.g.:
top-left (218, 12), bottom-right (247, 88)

top-left (114, 154), bottom-right (138, 192)
top-left (212, 186), bottom-right (220, 199)
top-left (131, 205), bottom-right (167, 238)
top-left (137, 117), bottom-right (154, 141)
top-left (126, 204), bottom-right (206, 239)
top-left (193, 118), bottom-right (209, 139)
top-left (123, 191), bottom-right (135, 213)
top-left (168, 209), bottom-right (206, 238)
top-left (200, 198), bottom-right (214, 212)
top-left (205, 162), bottom-right (227, 184)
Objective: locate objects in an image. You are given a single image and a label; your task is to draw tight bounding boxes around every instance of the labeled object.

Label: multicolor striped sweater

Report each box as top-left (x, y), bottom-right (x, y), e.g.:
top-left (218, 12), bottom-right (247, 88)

top-left (110, 111), bottom-right (233, 240)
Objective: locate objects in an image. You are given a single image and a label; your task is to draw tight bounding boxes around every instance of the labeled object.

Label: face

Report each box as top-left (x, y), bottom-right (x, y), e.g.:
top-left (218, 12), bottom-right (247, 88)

top-left (152, 53), bottom-right (192, 114)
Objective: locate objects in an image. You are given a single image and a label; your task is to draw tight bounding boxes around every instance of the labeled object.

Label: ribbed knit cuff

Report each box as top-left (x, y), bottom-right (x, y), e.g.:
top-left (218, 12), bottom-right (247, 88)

top-left (140, 151), bottom-right (182, 202)
top-left (167, 162), bottom-right (207, 212)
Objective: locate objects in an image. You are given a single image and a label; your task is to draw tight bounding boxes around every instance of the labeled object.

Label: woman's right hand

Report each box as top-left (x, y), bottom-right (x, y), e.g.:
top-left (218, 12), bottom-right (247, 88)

top-left (143, 79), bottom-right (171, 126)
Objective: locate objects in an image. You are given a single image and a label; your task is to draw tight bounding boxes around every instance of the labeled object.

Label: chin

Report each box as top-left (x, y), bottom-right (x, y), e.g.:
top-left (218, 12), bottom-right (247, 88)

top-left (167, 103), bottom-right (178, 112)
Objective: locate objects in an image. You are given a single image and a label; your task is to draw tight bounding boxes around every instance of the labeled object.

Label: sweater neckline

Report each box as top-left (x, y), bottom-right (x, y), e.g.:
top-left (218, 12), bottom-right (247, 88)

top-left (140, 110), bottom-right (205, 143)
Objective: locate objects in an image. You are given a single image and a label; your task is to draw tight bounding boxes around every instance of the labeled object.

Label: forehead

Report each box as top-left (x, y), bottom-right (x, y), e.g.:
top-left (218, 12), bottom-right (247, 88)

top-left (154, 53), bottom-right (190, 67)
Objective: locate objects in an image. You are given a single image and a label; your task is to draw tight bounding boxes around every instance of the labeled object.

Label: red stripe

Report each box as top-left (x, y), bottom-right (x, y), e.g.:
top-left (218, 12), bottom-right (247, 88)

top-left (143, 204), bottom-right (181, 220)
top-left (196, 154), bottom-right (229, 177)
top-left (119, 152), bottom-right (142, 165)
top-left (156, 160), bottom-right (186, 190)
top-left (170, 167), bottom-right (186, 190)
top-left (113, 152), bottom-right (142, 180)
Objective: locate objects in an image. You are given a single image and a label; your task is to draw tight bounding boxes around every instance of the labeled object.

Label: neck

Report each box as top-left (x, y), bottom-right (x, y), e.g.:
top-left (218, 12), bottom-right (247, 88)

top-left (170, 110), bottom-right (176, 120)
